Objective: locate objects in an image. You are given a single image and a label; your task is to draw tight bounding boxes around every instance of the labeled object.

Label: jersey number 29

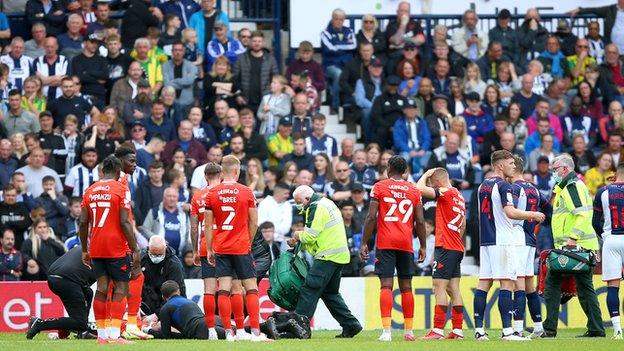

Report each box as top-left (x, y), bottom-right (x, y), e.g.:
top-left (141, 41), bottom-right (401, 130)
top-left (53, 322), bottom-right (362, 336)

top-left (383, 197), bottom-right (414, 223)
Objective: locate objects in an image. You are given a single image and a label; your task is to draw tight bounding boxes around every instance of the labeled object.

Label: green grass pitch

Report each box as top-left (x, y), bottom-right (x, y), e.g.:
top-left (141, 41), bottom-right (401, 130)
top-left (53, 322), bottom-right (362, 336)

top-left (0, 329), bottom-right (621, 351)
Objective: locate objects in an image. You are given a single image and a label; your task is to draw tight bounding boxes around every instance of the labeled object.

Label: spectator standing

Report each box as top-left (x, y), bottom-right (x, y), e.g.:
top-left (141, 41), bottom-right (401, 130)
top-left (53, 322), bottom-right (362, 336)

top-left (257, 75), bottom-right (291, 135)
top-left (233, 30), bottom-right (278, 113)
top-left (64, 147), bottom-right (99, 197)
top-left (462, 92), bottom-right (494, 145)
top-left (25, 0), bottom-right (65, 36)
top-left (163, 42), bottom-right (198, 109)
top-left (393, 98), bottom-right (431, 177)
top-left (134, 37), bottom-right (164, 92)
top-left (21, 218), bottom-right (66, 279)
top-left (586, 21), bottom-right (606, 64)
top-left (135, 161), bottom-right (167, 224)
top-left (321, 8), bottom-right (356, 113)
top-left (451, 9), bottom-right (488, 62)
top-left (0, 185), bottom-right (32, 249)
top-left (385, 1), bottom-right (425, 55)
top-left (35, 176), bottom-right (69, 237)
top-left (518, 8), bottom-right (549, 65)
top-left (371, 76), bottom-right (405, 149)
top-left (47, 77), bottom-right (99, 129)
top-left (188, 0), bottom-right (230, 54)
top-left (554, 20), bottom-right (579, 57)
top-left (286, 41), bottom-right (326, 93)
top-left (355, 57), bottom-right (384, 143)
top-left (57, 14), bottom-right (84, 60)
top-left (70, 35), bottom-right (109, 104)
top-left (571, 2), bottom-right (624, 55)
top-left (488, 9), bottom-right (519, 63)
top-left (0, 228), bottom-right (22, 281)
top-left (356, 14), bottom-right (387, 61)
top-left (16, 148), bottom-right (62, 197)
top-left (24, 23), bottom-right (47, 59)
top-left (257, 182), bottom-right (292, 248)
top-left (205, 21), bottom-right (245, 71)
top-left (0, 139), bottom-right (18, 189)
top-left (121, 0), bottom-right (163, 49)
top-left (339, 43), bottom-right (374, 108)
top-left (139, 187), bottom-right (189, 255)
top-left (32, 37), bottom-right (70, 101)
top-left (0, 38), bottom-right (33, 92)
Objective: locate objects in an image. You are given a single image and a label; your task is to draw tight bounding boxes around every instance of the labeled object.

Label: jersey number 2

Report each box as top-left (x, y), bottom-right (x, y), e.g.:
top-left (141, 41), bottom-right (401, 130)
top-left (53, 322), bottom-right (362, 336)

top-left (89, 202), bottom-right (110, 228)
top-left (383, 197), bottom-right (414, 223)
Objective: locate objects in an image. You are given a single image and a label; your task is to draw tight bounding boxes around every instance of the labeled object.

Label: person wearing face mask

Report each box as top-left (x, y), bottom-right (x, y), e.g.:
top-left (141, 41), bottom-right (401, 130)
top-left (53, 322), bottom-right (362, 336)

top-left (542, 154), bottom-right (603, 338)
top-left (140, 235), bottom-right (186, 316)
top-left (288, 185), bottom-right (362, 339)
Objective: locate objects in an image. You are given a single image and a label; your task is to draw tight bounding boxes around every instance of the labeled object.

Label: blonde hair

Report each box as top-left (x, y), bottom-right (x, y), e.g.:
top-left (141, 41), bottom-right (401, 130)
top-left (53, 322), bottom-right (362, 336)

top-left (245, 158), bottom-right (266, 192)
top-left (28, 218), bottom-right (65, 259)
top-left (221, 155), bottom-right (241, 175)
top-left (450, 116), bottom-right (471, 150)
top-left (209, 55), bottom-right (233, 80)
top-left (181, 27), bottom-right (197, 42)
top-left (361, 14), bottom-right (378, 31)
top-left (464, 62), bottom-right (482, 82)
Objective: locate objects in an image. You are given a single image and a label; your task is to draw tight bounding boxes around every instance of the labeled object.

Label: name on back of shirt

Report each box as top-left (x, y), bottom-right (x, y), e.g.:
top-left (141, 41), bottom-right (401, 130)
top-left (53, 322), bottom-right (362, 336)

top-left (89, 193), bottom-right (111, 201)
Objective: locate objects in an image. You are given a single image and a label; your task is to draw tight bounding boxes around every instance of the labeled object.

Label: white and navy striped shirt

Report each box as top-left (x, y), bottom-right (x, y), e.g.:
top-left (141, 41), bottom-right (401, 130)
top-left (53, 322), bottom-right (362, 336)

top-left (64, 163), bottom-right (100, 197)
top-left (32, 55), bottom-right (70, 100)
top-left (0, 54), bottom-right (33, 91)
top-left (128, 166), bottom-right (147, 199)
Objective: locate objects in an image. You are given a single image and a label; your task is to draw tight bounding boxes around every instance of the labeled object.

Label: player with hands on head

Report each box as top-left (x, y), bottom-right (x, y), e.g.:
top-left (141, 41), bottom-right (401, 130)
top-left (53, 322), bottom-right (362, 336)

top-left (416, 167), bottom-right (467, 340)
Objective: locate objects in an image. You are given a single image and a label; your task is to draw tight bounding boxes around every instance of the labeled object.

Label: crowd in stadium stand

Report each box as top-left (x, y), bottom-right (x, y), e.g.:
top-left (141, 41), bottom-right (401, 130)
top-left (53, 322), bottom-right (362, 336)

top-left (0, 0), bottom-right (618, 280)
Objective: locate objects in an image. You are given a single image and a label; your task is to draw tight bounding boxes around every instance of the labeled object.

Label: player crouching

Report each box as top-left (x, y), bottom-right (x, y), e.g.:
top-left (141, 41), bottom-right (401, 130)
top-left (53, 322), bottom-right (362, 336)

top-left (416, 168), bottom-right (466, 340)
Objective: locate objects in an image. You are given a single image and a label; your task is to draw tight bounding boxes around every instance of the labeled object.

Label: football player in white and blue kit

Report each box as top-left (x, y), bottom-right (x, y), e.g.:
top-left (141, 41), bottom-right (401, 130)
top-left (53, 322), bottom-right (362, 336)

top-left (474, 150), bottom-right (545, 341)
top-left (509, 156), bottom-right (551, 338)
top-left (593, 164), bottom-right (624, 340)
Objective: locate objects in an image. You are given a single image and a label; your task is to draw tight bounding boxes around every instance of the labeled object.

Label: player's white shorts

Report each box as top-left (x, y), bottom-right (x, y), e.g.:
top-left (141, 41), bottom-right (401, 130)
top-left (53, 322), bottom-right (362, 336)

top-left (602, 235), bottom-right (624, 281)
top-left (479, 245), bottom-right (517, 280)
top-left (516, 245), bottom-right (536, 278)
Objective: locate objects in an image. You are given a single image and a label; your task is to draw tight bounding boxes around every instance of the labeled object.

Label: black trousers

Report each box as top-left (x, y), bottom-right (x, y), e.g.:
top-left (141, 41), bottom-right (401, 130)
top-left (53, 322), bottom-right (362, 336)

top-left (38, 276), bottom-right (92, 332)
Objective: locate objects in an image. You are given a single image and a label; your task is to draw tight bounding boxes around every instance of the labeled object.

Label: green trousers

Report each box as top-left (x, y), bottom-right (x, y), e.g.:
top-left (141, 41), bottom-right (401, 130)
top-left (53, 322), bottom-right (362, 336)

top-left (543, 270), bottom-right (605, 334)
top-left (295, 259), bottom-right (360, 329)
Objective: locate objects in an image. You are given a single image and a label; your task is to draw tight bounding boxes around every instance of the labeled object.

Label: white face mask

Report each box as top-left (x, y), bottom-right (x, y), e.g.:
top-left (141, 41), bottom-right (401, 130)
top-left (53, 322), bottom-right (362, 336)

top-left (295, 203), bottom-right (305, 213)
top-left (149, 253), bottom-right (165, 264)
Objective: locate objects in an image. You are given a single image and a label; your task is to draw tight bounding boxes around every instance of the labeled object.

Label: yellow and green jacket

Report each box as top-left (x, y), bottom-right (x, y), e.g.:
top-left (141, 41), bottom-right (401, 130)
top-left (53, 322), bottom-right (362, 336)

top-left (299, 194), bottom-right (350, 264)
top-left (552, 172), bottom-right (599, 250)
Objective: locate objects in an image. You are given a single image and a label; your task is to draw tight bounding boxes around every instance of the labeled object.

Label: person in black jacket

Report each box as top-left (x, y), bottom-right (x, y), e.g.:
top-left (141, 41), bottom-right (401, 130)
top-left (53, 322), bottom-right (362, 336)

top-left (141, 236), bottom-right (186, 315)
top-left (0, 184), bottom-right (32, 249)
top-left (21, 218), bottom-right (67, 280)
top-left (35, 176), bottom-right (69, 238)
top-left (26, 247), bottom-right (97, 339)
top-left (339, 43), bottom-right (374, 106)
top-left (37, 112), bottom-right (67, 177)
top-left (371, 75), bottom-right (406, 150)
top-left (121, 0), bottom-right (163, 49)
top-left (71, 35), bottom-right (109, 104)
top-left (25, 0), bottom-right (66, 36)
top-left (253, 222), bottom-right (281, 283)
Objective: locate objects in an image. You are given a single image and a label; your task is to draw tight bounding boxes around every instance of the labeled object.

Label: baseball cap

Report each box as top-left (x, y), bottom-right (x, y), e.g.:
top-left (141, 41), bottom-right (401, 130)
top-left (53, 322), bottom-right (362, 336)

top-left (370, 56), bottom-right (383, 68)
top-left (279, 116), bottom-right (293, 126)
top-left (465, 91), bottom-right (481, 102)
top-left (537, 155), bottom-right (550, 164)
top-left (137, 79), bottom-right (150, 88)
top-left (557, 19), bottom-right (570, 32)
top-left (386, 75), bottom-right (401, 86)
top-left (403, 98), bottom-right (418, 109)
top-left (432, 94), bottom-right (449, 103)
top-left (351, 183), bottom-right (365, 192)
top-left (86, 33), bottom-right (102, 43)
top-left (404, 41), bottom-right (417, 50)
top-left (131, 120), bottom-right (145, 129)
top-left (498, 9), bottom-right (511, 19)
top-left (82, 146), bottom-right (98, 155)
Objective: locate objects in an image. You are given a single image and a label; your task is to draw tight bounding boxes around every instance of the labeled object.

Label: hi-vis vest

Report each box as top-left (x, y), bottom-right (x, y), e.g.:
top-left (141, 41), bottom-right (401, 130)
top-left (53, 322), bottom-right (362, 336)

top-left (551, 174), bottom-right (599, 250)
top-left (300, 194), bottom-right (350, 264)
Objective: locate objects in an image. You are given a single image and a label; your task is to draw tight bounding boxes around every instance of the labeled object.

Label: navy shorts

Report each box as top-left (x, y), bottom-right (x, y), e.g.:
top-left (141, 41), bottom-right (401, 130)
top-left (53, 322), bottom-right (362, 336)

top-left (92, 256), bottom-right (132, 282)
top-left (200, 257), bottom-right (216, 279)
top-left (432, 247), bottom-right (463, 280)
top-left (215, 253), bottom-right (255, 280)
top-left (374, 249), bottom-right (415, 279)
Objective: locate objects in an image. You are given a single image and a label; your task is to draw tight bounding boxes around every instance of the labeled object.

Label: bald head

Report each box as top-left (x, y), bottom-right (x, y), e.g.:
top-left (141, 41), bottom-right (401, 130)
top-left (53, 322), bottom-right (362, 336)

top-left (148, 235), bottom-right (166, 255)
